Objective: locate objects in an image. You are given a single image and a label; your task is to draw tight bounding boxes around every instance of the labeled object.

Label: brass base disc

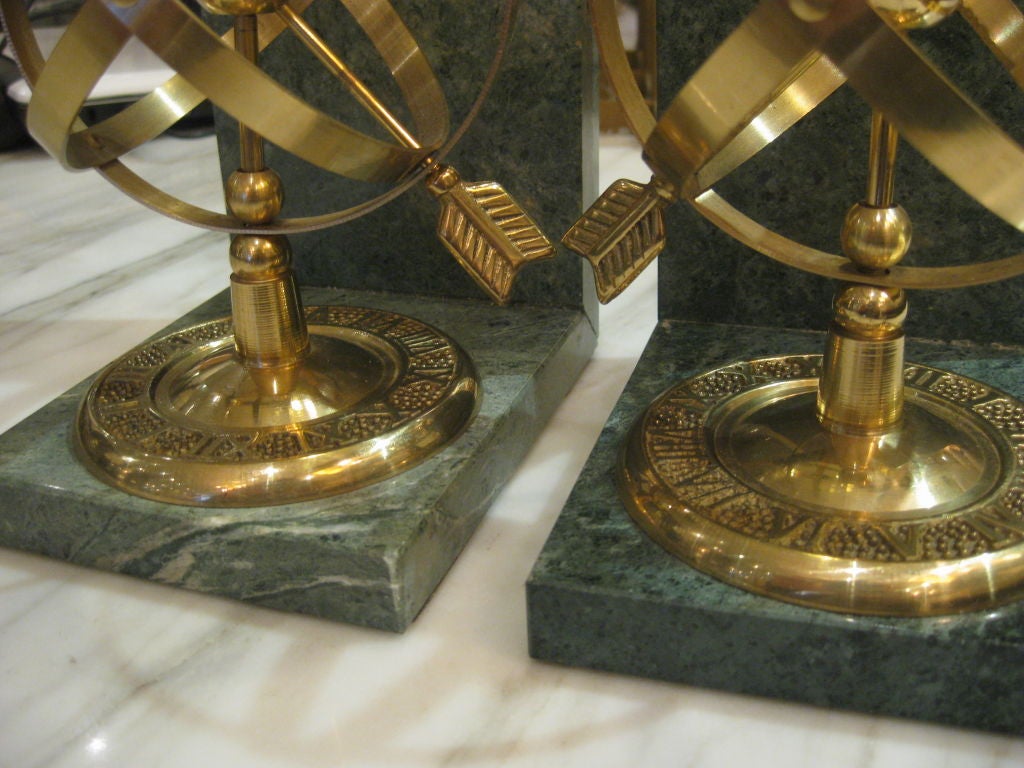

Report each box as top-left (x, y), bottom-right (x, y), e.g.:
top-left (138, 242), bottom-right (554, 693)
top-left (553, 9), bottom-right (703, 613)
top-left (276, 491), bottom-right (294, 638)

top-left (75, 306), bottom-right (479, 507)
top-left (619, 355), bottom-right (1024, 616)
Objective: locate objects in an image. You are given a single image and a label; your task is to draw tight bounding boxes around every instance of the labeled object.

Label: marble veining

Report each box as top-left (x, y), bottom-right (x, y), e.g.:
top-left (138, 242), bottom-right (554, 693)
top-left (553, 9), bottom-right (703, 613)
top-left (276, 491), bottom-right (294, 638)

top-left (3, 128), bottom-right (1023, 765)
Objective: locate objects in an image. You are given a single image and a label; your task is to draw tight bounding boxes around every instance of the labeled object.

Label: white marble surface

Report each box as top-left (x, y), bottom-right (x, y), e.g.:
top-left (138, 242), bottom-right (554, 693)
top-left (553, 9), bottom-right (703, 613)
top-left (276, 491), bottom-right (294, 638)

top-left (1, 132), bottom-right (1023, 767)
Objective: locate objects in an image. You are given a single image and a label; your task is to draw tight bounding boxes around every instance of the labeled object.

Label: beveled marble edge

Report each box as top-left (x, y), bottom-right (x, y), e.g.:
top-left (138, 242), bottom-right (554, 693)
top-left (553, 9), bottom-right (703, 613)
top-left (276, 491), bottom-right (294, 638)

top-left (0, 274), bottom-right (596, 630)
top-left (528, 318), bottom-right (1024, 735)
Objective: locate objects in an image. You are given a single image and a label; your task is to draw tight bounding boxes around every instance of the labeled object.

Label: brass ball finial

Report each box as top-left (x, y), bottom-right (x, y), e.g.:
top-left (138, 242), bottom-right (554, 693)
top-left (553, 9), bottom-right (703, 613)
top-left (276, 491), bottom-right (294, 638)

top-left (788, 0), bottom-right (836, 22)
top-left (226, 169), bottom-right (285, 225)
top-left (840, 202), bottom-right (912, 272)
top-left (229, 233), bottom-right (292, 278)
top-left (870, 0), bottom-right (961, 28)
top-left (832, 282), bottom-right (908, 337)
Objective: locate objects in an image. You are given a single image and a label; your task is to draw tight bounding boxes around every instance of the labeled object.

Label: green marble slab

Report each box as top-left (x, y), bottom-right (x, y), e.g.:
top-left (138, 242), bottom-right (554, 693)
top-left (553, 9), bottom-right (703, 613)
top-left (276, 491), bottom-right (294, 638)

top-left (0, 287), bottom-right (595, 632)
top-left (214, 0), bottom-right (595, 309)
top-left (527, 320), bottom-right (1024, 734)
top-left (654, 1), bottom-right (1024, 345)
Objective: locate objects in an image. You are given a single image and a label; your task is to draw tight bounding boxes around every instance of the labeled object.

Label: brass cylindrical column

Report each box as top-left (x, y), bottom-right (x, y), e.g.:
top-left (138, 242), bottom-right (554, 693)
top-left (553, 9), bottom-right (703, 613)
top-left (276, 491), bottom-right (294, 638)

top-left (817, 283), bottom-right (906, 434)
top-left (817, 112), bottom-right (912, 436)
top-left (226, 13), bottom-right (309, 382)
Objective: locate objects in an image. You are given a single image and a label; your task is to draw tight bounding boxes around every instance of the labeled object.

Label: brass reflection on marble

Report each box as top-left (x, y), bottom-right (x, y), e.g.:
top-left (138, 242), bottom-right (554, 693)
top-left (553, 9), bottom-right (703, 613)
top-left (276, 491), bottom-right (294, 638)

top-left (587, 0), bottom-right (1024, 614)
top-left (0, 0), bottom-right (545, 504)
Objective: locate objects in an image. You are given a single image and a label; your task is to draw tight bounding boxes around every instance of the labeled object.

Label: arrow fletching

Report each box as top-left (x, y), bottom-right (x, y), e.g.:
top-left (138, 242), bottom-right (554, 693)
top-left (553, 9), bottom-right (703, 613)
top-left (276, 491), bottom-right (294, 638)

top-left (562, 177), bottom-right (672, 303)
top-left (428, 165), bottom-right (554, 305)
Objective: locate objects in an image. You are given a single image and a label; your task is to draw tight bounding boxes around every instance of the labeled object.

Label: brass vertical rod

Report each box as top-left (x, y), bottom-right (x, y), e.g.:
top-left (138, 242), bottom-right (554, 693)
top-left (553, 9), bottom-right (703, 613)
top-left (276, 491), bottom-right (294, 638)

top-left (817, 110), bottom-right (910, 437)
top-left (274, 3), bottom-right (422, 150)
top-left (865, 110), bottom-right (899, 208)
top-left (234, 14), bottom-right (265, 172)
top-left (227, 11), bottom-right (307, 379)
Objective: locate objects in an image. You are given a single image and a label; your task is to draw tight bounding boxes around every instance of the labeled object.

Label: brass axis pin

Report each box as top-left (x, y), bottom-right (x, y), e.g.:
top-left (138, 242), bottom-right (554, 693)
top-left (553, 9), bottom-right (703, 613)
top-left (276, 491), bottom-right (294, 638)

top-left (227, 11), bottom-right (310, 395)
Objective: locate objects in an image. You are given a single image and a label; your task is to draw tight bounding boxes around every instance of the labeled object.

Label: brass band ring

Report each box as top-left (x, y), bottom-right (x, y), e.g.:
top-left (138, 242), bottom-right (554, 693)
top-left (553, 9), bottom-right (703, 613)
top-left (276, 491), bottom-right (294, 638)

top-left (19, 1), bottom-right (306, 170)
top-left (592, 0), bottom-right (1024, 290)
top-left (28, 0), bottom-right (437, 178)
top-left (0, 0), bottom-right (517, 234)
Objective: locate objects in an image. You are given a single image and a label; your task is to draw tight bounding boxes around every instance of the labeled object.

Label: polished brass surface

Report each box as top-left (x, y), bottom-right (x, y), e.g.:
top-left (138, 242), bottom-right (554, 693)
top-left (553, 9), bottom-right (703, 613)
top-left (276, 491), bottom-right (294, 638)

top-left (865, 111), bottom-right (899, 208)
top-left (427, 166), bottom-right (554, 305)
top-left (574, 0), bottom-right (1024, 291)
top-left (0, 0), bottom-right (537, 505)
top-left (266, 5), bottom-right (554, 304)
top-left (1, 0), bottom-right (551, 297)
top-left (229, 234), bottom-right (310, 370)
top-left (223, 14), bottom-right (309, 377)
top-left (0, 0), bottom-right (523, 237)
top-left (619, 356), bottom-right (1024, 616)
top-left (561, 177), bottom-right (672, 303)
top-left (234, 14), bottom-right (267, 174)
top-left (817, 113), bottom-right (909, 436)
top-left (198, 0), bottom-right (281, 17)
top-left (225, 170), bottom-right (284, 223)
top-left (817, 285), bottom-right (907, 433)
top-left (75, 309), bottom-right (479, 506)
top-left (26, 0), bottom-right (435, 178)
top-left (274, 2), bottom-right (422, 151)
top-left (871, 0), bottom-right (961, 26)
top-left (590, 0), bottom-right (1024, 614)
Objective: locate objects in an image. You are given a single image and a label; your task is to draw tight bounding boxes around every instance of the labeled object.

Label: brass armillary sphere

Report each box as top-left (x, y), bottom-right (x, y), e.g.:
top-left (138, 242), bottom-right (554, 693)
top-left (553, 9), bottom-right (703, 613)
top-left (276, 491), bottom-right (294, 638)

top-left (0, 0), bottom-right (552, 506)
top-left (568, 0), bottom-right (1024, 616)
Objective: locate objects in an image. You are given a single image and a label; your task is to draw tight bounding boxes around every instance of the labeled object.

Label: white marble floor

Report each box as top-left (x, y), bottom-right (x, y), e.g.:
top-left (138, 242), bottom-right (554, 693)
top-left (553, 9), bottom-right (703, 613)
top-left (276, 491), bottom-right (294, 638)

top-left (1, 132), bottom-right (1022, 767)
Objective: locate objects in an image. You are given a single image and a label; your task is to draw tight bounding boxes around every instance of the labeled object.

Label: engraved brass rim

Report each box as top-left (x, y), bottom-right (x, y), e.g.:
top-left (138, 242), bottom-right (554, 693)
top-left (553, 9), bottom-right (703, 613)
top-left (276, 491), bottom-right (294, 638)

top-left (74, 306), bottom-right (479, 507)
top-left (619, 355), bottom-right (1024, 616)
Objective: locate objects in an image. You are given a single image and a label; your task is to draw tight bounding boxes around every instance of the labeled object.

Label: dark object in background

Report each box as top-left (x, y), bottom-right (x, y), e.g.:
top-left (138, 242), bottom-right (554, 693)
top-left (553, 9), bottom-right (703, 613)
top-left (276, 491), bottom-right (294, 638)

top-left (0, 0), bottom-right (213, 152)
top-left (0, 55), bottom-right (29, 150)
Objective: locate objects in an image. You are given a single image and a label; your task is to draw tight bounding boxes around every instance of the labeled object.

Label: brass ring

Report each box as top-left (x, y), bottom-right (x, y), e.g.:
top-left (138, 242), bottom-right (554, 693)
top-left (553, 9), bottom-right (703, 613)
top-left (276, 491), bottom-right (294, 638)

top-left (28, 0), bottom-right (434, 178)
top-left (592, 0), bottom-right (1024, 290)
top-left (18, 3), bottom-right (308, 170)
top-left (0, 0), bottom-right (517, 234)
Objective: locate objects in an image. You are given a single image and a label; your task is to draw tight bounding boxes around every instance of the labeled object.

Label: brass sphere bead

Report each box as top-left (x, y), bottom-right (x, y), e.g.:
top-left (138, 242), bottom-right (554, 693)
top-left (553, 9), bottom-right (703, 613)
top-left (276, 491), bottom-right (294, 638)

top-left (194, 0), bottom-right (281, 15)
top-left (226, 169), bottom-right (284, 225)
top-left (230, 234), bottom-right (292, 278)
top-left (869, 0), bottom-right (960, 28)
top-left (833, 283), bottom-right (907, 338)
top-left (841, 202), bottom-right (912, 272)
top-left (788, 0), bottom-right (836, 22)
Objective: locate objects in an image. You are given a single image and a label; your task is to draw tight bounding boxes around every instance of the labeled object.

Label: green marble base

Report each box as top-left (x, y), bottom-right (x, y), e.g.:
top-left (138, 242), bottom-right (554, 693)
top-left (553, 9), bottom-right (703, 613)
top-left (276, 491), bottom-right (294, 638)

top-left (0, 287), bottom-right (594, 632)
top-left (527, 320), bottom-right (1024, 734)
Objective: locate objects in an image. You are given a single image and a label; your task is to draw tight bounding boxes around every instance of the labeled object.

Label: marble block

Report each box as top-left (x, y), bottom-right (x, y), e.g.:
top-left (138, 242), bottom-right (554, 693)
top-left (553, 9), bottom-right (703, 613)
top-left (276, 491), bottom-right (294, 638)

top-left (654, 1), bottom-right (1024, 344)
top-left (214, 0), bottom-right (594, 309)
top-left (0, 286), bottom-right (595, 632)
top-left (528, 321), bottom-right (1024, 734)
top-left (0, 2), bottom-right (597, 631)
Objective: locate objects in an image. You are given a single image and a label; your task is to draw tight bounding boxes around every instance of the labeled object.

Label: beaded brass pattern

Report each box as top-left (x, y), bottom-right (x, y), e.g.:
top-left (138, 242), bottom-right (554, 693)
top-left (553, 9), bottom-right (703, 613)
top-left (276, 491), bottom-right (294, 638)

top-left (82, 309), bottom-right (465, 463)
top-left (620, 355), bottom-right (1024, 614)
